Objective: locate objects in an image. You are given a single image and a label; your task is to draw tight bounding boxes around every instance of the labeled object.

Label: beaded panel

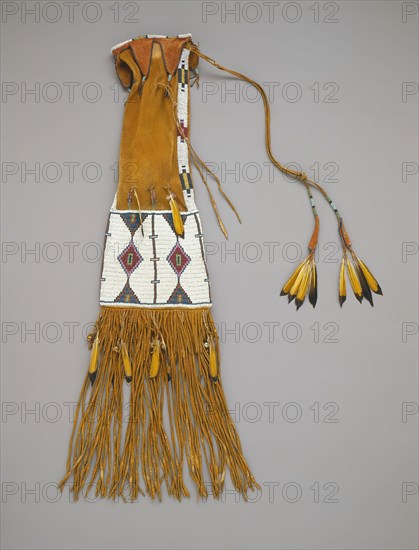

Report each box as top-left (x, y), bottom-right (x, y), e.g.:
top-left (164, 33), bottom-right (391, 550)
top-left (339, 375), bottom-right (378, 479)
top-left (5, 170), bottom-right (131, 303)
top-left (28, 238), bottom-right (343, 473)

top-left (99, 209), bottom-right (211, 308)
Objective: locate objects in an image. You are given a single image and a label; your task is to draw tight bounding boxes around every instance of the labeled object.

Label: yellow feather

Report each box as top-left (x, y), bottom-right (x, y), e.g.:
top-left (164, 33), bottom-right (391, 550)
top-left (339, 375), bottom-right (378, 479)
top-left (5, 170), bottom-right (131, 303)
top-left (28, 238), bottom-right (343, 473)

top-left (311, 262), bottom-right (316, 289)
top-left (149, 340), bottom-right (160, 379)
top-left (121, 341), bottom-right (132, 383)
top-left (346, 259), bottom-right (363, 302)
top-left (169, 196), bottom-right (184, 237)
top-left (357, 258), bottom-right (381, 294)
top-left (209, 337), bottom-right (218, 382)
top-left (309, 261), bottom-right (318, 307)
top-left (289, 260), bottom-right (309, 297)
top-left (88, 333), bottom-right (99, 383)
top-left (281, 259), bottom-right (306, 295)
top-left (339, 258), bottom-right (346, 306)
top-left (295, 263), bottom-right (311, 308)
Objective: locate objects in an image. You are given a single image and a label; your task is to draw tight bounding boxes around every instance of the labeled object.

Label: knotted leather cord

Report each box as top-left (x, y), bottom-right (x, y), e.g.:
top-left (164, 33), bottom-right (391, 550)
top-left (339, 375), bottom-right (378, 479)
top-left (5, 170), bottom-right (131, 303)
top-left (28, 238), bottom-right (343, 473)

top-left (186, 45), bottom-right (354, 252)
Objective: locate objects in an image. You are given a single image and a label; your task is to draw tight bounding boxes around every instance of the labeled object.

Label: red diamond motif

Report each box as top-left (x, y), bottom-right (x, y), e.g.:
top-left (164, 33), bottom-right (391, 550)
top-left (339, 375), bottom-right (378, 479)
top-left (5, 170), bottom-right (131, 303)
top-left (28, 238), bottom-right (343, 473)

top-left (168, 242), bottom-right (190, 276)
top-left (118, 242), bottom-right (142, 275)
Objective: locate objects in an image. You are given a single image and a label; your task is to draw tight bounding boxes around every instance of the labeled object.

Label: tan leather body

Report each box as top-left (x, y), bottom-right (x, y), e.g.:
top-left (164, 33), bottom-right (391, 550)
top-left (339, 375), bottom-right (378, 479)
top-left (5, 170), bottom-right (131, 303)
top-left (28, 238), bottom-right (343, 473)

top-left (112, 36), bottom-right (198, 211)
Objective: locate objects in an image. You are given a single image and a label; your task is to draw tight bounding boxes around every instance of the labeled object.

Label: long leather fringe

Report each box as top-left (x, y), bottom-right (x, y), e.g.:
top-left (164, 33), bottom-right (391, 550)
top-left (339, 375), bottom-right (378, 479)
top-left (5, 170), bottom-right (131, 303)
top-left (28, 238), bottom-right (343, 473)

top-left (59, 306), bottom-right (258, 501)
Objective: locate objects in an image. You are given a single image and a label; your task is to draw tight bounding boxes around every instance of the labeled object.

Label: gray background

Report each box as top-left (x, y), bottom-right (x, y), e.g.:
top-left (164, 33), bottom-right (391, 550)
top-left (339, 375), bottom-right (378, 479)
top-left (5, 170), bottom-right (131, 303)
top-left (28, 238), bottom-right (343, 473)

top-left (1, 1), bottom-right (418, 549)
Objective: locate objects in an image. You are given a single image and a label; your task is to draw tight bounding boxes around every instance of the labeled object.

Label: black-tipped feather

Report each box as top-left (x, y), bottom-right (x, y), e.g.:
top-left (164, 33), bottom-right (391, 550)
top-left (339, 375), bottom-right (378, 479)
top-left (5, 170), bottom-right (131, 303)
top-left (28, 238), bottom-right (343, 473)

top-left (356, 267), bottom-right (374, 306)
top-left (357, 258), bottom-right (383, 296)
top-left (309, 265), bottom-right (318, 307)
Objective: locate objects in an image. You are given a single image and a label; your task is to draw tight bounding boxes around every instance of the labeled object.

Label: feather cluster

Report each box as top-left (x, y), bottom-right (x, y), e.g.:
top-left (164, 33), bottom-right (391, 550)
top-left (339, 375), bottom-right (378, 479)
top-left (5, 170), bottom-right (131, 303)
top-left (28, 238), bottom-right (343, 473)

top-left (339, 255), bottom-right (382, 306)
top-left (280, 254), bottom-right (317, 310)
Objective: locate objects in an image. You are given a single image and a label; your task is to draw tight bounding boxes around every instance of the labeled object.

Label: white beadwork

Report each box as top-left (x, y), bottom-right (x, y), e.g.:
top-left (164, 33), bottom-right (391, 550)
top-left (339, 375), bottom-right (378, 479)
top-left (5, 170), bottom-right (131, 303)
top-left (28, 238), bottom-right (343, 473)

top-left (110, 38), bottom-right (132, 54)
top-left (99, 210), bottom-right (211, 308)
top-left (177, 47), bottom-right (196, 211)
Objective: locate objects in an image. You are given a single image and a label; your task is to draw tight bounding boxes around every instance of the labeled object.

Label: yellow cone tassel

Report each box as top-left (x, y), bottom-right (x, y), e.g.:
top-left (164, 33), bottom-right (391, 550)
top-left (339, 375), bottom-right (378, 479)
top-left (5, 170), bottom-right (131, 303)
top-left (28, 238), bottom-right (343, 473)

top-left (88, 332), bottom-right (99, 385)
top-left (356, 258), bottom-right (382, 295)
top-left (121, 341), bottom-right (132, 384)
top-left (149, 339), bottom-right (160, 379)
top-left (169, 195), bottom-right (184, 237)
top-left (346, 259), bottom-right (363, 303)
top-left (208, 337), bottom-right (218, 382)
top-left (339, 258), bottom-right (346, 307)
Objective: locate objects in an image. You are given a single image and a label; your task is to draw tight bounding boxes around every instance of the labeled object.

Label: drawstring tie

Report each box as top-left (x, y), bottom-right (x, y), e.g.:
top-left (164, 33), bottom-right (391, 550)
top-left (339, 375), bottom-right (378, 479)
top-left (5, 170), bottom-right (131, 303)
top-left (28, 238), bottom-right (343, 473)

top-left (183, 43), bottom-right (382, 308)
top-left (155, 80), bottom-right (240, 239)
